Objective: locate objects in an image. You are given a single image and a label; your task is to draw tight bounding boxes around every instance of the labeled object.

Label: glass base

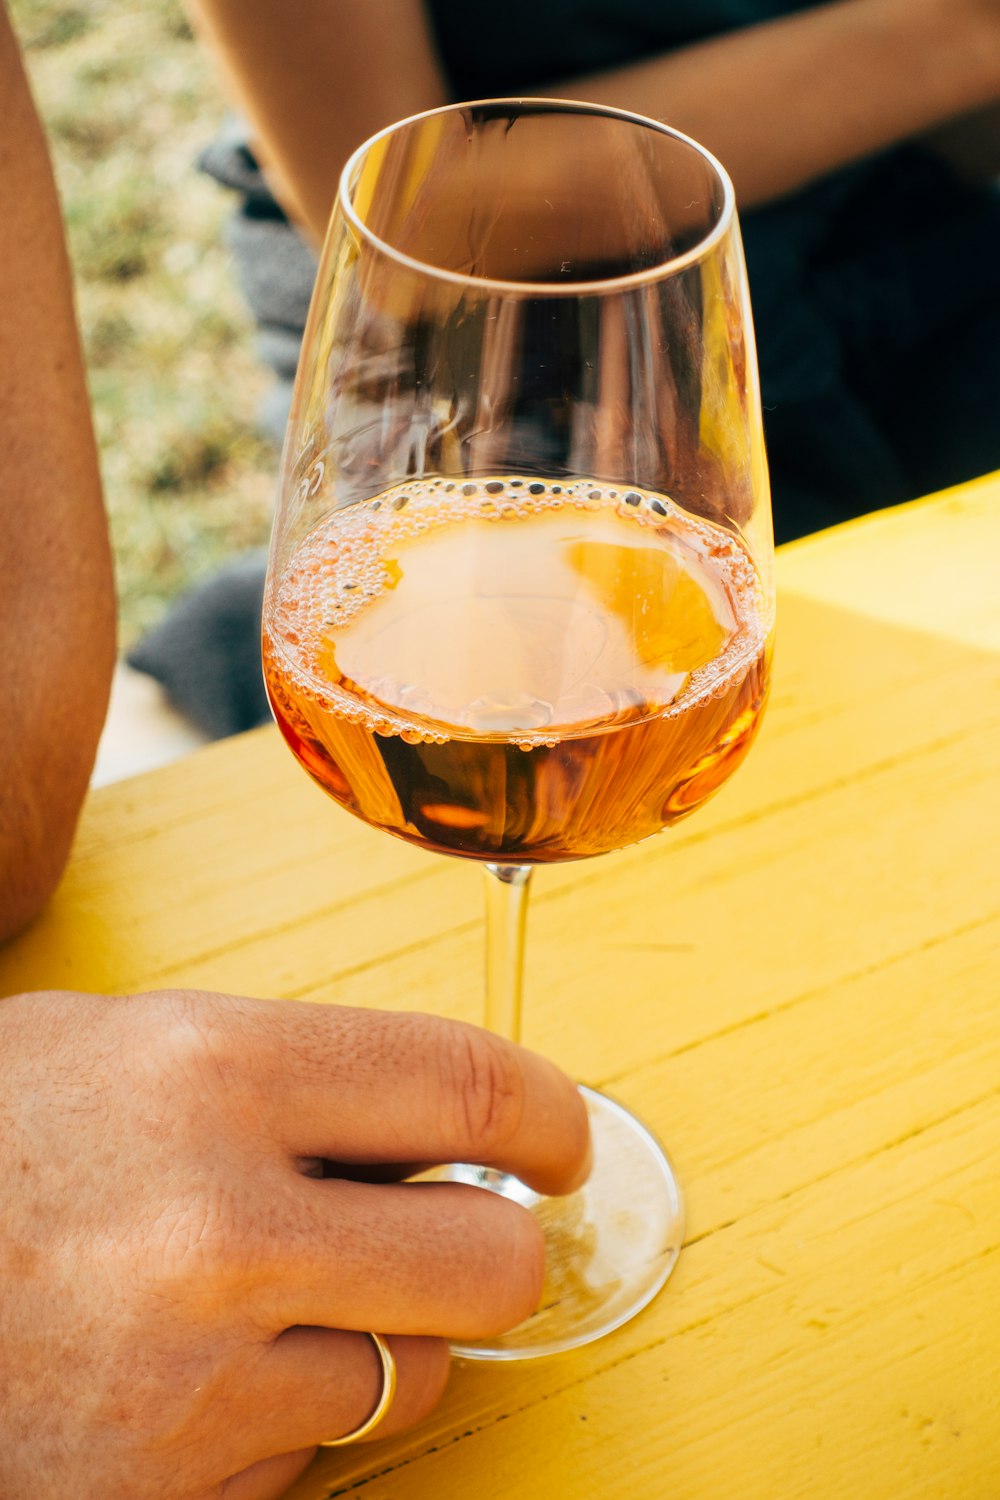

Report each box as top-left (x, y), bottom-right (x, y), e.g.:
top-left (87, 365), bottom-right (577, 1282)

top-left (444, 1085), bottom-right (684, 1360)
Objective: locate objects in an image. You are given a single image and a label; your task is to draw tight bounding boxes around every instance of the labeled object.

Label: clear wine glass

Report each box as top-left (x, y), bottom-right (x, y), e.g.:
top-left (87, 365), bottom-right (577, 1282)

top-left (262, 99), bottom-right (774, 1359)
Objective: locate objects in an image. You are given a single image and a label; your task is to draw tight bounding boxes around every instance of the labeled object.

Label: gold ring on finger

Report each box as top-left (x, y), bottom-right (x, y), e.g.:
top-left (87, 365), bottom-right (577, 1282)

top-left (318, 1332), bottom-right (397, 1448)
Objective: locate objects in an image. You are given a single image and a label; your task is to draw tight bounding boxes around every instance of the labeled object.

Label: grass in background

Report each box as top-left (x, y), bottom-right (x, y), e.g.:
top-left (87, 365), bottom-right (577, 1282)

top-left (12, 0), bottom-right (278, 647)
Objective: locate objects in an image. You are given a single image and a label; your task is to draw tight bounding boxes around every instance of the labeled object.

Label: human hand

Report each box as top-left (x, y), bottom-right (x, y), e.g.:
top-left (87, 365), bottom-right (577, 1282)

top-left (0, 988), bottom-right (590, 1499)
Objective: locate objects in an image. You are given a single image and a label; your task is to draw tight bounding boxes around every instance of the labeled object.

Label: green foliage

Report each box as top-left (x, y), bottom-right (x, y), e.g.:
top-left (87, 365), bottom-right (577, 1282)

top-left (11, 0), bottom-right (277, 647)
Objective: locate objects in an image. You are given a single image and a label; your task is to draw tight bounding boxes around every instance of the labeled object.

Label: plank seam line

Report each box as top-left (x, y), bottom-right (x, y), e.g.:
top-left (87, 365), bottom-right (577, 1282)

top-left (279, 917), bottom-right (486, 998)
top-left (684, 1080), bottom-right (1000, 1252)
top-left (538, 711), bottom-right (1000, 908)
top-left (121, 834), bottom-right (1000, 1000)
top-left (598, 904), bottom-right (1000, 1085)
top-left (135, 865), bottom-right (454, 983)
top-left (79, 706), bottom-right (1000, 865)
top-left (317, 1091), bottom-right (1000, 1493)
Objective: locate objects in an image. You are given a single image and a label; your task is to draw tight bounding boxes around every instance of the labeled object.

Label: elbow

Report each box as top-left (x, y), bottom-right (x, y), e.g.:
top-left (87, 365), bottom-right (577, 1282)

top-left (1, 849), bottom-right (68, 944)
top-left (0, 693), bottom-right (109, 945)
top-left (1, 865), bottom-right (63, 944)
top-left (0, 803), bottom-right (83, 944)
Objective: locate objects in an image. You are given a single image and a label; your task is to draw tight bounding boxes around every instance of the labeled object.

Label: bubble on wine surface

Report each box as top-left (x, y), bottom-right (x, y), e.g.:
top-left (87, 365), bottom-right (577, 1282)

top-left (265, 476), bottom-right (769, 746)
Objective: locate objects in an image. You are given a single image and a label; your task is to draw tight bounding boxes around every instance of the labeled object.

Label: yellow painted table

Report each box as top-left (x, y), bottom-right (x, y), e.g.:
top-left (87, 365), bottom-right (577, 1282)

top-left (3, 473), bottom-right (1000, 1497)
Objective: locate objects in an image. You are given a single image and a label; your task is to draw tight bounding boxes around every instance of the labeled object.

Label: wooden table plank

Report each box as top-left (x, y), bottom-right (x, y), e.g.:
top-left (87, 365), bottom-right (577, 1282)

top-left (777, 468), bottom-right (1000, 649)
top-left (2, 473), bottom-right (998, 1498)
top-left (4, 590), bottom-right (997, 1014)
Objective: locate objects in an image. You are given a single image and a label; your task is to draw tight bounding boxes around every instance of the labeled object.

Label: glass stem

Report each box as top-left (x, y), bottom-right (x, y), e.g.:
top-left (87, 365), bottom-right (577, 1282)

top-left (483, 863), bottom-right (533, 1044)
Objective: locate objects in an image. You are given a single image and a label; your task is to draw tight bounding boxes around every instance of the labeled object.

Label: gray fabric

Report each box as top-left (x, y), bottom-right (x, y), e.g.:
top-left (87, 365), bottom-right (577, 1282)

top-left (127, 551), bottom-right (269, 739)
top-left (200, 118), bottom-right (317, 442)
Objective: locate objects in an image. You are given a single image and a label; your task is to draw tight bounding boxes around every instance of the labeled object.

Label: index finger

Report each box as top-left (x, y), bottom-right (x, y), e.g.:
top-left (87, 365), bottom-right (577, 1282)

top-left (219, 995), bottom-right (592, 1197)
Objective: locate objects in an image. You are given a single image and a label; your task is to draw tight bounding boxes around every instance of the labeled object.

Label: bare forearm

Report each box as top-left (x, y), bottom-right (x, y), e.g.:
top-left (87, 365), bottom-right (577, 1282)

top-left (187, 0), bottom-right (1000, 241)
top-left (0, 8), bottom-right (115, 940)
top-left (184, 0), bottom-right (446, 241)
top-left (534, 0), bottom-right (1000, 204)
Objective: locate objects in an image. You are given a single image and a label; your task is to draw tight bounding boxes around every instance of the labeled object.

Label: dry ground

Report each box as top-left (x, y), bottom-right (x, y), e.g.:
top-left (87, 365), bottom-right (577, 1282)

top-left (12, 0), bottom-right (278, 648)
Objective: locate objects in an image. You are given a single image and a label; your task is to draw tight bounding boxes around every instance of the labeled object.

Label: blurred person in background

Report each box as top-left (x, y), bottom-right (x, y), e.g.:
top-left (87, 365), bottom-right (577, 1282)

top-left (185, 0), bottom-right (1000, 532)
top-left (131, 0), bottom-right (1000, 735)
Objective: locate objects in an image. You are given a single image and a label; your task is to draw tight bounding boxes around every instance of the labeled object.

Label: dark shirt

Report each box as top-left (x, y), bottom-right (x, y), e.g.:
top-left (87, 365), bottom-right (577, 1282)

top-left (424, 0), bottom-right (819, 89)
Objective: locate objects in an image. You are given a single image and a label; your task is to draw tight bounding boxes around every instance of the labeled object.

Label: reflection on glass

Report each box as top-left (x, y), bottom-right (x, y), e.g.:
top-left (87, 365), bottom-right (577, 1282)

top-left (263, 100), bottom-right (774, 1358)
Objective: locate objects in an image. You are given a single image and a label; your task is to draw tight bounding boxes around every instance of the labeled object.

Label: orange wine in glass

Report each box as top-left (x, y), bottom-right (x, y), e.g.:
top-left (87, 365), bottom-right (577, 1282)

top-left (263, 99), bottom-right (774, 1358)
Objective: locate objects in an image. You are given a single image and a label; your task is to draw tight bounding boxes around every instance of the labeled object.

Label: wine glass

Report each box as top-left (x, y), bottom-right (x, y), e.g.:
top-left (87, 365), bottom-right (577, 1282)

top-left (262, 99), bottom-right (774, 1359)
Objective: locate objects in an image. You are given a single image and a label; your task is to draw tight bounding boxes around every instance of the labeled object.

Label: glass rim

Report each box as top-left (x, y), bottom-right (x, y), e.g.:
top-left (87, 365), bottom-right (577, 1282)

top-left (338, 97), bottom-right (736, 297)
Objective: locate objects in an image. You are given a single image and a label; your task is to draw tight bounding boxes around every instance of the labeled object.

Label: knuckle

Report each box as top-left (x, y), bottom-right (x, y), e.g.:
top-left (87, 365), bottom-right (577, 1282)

top-left (444, 1025), bottom-right (525, 1156)
top-left (135, 992), bottom-right (249, 1123)
top-left (152, 1193), bottom-right (233, 1287)
top-left (146, 1180), bottom-right (280, 1306)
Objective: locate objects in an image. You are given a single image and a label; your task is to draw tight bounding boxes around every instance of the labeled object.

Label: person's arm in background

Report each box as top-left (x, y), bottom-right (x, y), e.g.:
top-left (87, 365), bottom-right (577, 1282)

top-left (0, 6), bottom-right (115, 942)
top-left (183, 0), bottom-right (446, 242)
top-left (185, 0), bottom-right (1000, 245)
top-left (538, 0), bottom-right (1000, 205)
